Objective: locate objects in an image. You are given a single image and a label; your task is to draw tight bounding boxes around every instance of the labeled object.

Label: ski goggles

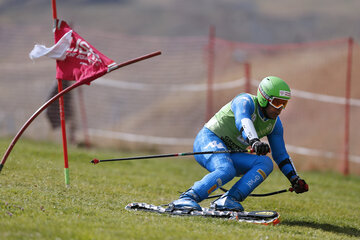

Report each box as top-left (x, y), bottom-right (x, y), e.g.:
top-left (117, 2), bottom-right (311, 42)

top-left (269, 97), bottom-right (288, 109)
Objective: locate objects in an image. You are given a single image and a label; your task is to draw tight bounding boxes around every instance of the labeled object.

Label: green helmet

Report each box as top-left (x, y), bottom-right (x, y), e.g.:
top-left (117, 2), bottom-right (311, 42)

top-left (257, 76), bottom-right (291, 108)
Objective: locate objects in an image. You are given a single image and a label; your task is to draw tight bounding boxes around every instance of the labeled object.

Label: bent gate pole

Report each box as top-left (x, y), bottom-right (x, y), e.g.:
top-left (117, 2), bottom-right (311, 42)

top-left (0, 51), bottom-right (161, 173)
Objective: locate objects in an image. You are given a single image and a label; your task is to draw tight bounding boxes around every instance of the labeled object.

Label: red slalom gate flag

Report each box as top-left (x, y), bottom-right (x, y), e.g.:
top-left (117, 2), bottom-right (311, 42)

top-left (54, 20), bottom-right (117, 84)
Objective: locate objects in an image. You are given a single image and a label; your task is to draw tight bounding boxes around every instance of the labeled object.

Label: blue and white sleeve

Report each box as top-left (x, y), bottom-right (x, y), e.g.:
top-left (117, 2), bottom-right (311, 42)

top-left (267, 118), bottom-right (298, 182)
top-left (231, 93), bottom-right (258, 142)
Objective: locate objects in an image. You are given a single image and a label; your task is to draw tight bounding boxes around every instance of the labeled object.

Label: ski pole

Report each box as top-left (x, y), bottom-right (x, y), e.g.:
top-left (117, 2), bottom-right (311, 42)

top-left (91, 149), bottom-right (253, 164)
top-left (206, 187), bottom-right (294, 199)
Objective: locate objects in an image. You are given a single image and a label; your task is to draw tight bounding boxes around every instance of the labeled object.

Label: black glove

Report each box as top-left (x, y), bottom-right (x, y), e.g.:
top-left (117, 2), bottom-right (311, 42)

top-left (291, 176), bottom-right (309, 194)
top-left (250, 138), bottom-right (270, 155)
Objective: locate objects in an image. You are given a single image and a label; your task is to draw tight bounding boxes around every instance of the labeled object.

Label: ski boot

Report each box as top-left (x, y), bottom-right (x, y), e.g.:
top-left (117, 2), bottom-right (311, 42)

top-left (210, 192), bottom-right (244, 212)
top-left (169, 188), bottom-right (202, 211)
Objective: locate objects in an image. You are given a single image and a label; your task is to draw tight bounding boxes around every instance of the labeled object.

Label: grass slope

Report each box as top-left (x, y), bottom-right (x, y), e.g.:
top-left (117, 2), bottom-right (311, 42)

top-left (0, 138), bottom-right (359, 240)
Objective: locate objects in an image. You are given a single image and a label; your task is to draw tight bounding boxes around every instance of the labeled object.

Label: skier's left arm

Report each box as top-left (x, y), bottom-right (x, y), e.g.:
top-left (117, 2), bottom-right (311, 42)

top-left (267, 119), bottom-right (309, 194)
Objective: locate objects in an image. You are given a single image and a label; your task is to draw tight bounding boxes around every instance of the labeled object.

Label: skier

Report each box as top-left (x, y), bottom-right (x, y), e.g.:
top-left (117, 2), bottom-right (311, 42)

top-left (170, 76), bottom-right (308, 211)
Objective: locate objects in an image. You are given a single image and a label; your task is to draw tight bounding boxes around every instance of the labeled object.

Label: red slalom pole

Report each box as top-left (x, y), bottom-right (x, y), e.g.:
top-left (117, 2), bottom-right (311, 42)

top-left (52, 0), bottom-right (57, 19)
top-left (342, 37), bottom-right (353, 176)
top-left (58, 79), bottom-right (71, 186)
top-left (244, 62), bottom-right (251, 93)
top-left (51, 0), bottom-right (70, 186)
top-left (206, 25), bottom-right (215, 122)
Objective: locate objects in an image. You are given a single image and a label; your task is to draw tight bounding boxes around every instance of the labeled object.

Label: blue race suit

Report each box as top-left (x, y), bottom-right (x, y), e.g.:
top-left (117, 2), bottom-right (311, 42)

top-left (190, 93), bottom-right (297, 202)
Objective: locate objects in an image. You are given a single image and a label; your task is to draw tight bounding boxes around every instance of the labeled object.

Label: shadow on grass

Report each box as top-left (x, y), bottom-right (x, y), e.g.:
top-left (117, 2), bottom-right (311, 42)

top-left (282, 220), bottom-right (360, 238)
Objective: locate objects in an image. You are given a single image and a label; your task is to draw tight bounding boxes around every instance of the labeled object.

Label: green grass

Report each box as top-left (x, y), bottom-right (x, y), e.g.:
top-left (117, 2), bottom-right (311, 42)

top-left (0, 138), bottom-right (359, 240)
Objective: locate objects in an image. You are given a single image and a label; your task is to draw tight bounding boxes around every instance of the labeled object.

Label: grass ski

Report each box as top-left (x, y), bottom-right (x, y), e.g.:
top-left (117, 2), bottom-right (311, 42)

top-left (125, 202), bottom-right (280, 225)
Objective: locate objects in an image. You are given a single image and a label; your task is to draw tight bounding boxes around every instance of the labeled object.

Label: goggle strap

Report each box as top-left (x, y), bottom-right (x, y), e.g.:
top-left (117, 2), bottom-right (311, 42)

top-left (259, 85), bottom-right (271, 101)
